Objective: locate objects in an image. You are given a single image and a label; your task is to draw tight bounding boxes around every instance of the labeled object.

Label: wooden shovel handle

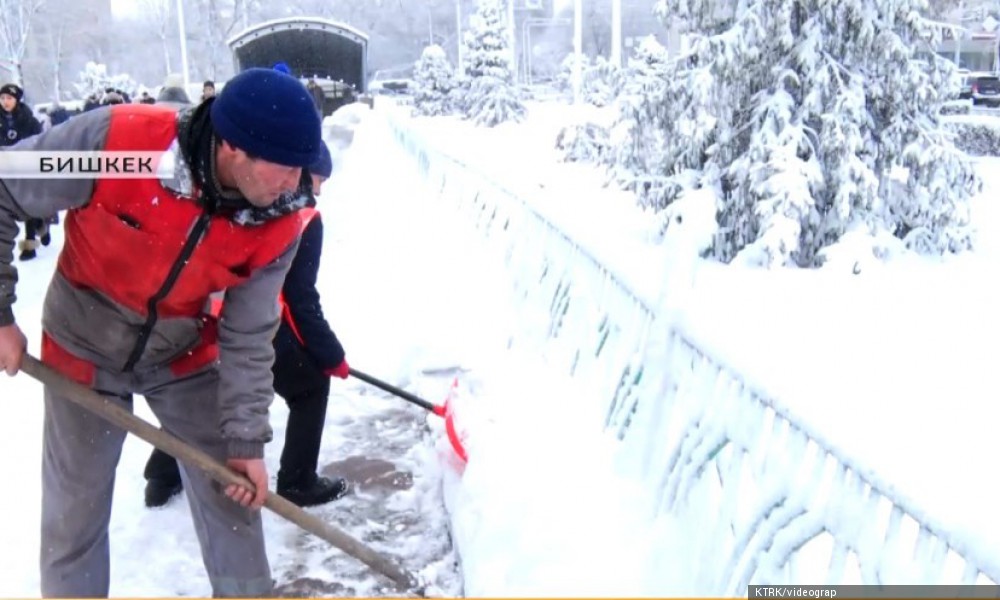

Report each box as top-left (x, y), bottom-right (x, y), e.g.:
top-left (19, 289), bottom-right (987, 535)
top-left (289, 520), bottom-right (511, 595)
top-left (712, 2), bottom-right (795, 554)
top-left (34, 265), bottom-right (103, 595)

top-left (20, 354), bottom-right (421, 593)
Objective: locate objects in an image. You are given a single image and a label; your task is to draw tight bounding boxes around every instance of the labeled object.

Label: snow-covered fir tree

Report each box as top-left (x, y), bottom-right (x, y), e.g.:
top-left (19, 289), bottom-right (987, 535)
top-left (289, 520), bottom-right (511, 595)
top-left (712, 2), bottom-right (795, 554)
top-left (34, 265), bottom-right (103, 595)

top-left (73, 62), bottom-right (137, 102)
top-left (631, 0), bottom-right (978, 267)
top-left (555, 53), bottom-right (587, 97)
top-left (585, 56), bottom-right (623, 107)
top-left (556, 119), bottom-right (611, 163)
top-left (413, 44), bottom-right (457, 117)
top-left (556, 54), bottom-right (623, 107)
top-left (460, 0), bottom-right (526, 127)
top-left (606, 35), bottom-right (672, 200)
top-left (553, 53), bottom-right (631, 165)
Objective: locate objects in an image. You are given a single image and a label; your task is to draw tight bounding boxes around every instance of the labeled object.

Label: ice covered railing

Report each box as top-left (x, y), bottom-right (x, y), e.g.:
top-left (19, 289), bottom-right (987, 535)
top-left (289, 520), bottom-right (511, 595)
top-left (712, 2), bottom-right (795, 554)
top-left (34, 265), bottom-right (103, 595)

top-left (382, 107), bottom-right (1000, 591)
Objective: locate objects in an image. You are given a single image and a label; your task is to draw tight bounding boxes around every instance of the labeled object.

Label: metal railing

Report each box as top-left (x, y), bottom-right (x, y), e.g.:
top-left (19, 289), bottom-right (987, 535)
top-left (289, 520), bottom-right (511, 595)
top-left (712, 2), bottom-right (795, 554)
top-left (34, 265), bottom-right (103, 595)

top-left (382, 107), bottom-right (1000, 590)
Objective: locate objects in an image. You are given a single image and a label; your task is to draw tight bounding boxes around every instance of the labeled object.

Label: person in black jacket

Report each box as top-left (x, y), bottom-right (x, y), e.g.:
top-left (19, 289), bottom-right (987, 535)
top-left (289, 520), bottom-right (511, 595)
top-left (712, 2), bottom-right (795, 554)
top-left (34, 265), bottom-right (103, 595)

top-left (143, 141), bottom-right (351, 509)
top-left (1, 83), bottom-right (42, 145)
top-left (201, 80), bottom-right (216, 102)
top-left (157, 74), bottom-right (192, 109)
top-left (1, 83), bottom-right (46, 261)
top-left (47, 102), bottom-right (72, 126)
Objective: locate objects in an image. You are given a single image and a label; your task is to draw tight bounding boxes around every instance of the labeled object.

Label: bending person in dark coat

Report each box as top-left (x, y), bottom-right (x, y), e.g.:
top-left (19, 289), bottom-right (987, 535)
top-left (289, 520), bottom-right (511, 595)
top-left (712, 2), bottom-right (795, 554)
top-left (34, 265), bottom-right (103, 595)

top-left (144, 141), bottom-right (351, 508)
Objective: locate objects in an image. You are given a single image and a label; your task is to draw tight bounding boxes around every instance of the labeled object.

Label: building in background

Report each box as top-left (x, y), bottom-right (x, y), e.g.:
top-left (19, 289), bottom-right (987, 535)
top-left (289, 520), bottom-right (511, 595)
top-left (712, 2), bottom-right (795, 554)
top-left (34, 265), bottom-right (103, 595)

top-left (935, 3), bottom-right (1000, 73)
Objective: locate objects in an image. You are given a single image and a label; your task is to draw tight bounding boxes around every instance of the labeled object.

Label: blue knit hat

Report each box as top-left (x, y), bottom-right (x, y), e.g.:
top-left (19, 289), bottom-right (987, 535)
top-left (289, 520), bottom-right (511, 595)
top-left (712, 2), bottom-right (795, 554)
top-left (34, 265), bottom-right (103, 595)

top-left (210, 68), bottom-right (321, 167)
top-left (309, 142), bottom-right (333, 179)
top-left (273, 62), bottom-right (292, 74)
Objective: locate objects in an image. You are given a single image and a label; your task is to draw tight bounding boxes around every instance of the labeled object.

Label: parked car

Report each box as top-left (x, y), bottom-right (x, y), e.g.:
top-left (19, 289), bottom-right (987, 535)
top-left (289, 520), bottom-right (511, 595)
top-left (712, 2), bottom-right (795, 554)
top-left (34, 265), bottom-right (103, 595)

top-left (369, 78), bottom-right (413, 96)
top-left (369, 65), bottom-right (414, 97)
top-left (970, 74), bottom-right (1000, 107)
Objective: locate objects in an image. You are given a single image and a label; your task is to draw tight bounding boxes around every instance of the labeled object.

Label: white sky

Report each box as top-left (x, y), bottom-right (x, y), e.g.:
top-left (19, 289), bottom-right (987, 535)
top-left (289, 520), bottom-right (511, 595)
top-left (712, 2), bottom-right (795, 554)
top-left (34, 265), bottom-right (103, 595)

top-left (110, 0), bottom-right (143, 20)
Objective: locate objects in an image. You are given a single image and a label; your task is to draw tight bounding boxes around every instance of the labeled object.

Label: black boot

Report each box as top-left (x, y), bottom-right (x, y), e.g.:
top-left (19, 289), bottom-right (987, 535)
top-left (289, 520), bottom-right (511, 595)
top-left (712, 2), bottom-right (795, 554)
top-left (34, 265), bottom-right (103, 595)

top-left (277, 473), bottom-right (349, 507)
top-left (39, 221), bottom-right (51, 246)
top-left (145, 478), bottom-right (183, 508)
top-left (144, 448), bottom-right (183, 508)
top-left (18, 238), bottom-right (38, 261)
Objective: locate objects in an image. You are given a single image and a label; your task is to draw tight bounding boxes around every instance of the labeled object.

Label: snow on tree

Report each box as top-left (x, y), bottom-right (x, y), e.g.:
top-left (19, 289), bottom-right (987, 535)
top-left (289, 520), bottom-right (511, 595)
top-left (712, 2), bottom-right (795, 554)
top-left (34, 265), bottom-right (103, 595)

top-left (556, 119), bottom-right (611, 163)
top-left (583, 55), bottom-right (623, 107)
top-left (0, 0), bottom-right (45, 87)
top-left (412, 44), bottom-right (457, 117)
top-left (556, 53), bottom-right (623, 107)
top-left (604, 35), bottom-right (672, 202)
top-left (632, 0), bottom-right (979, 267)
top-left (465, 77), bottom-right (527, 127)
top-left (73, 61), bottom-right (138, 102)
top-left (460, 0), bottom-right (526, 127)
top-left (555, 53), bottom-right (586, 97)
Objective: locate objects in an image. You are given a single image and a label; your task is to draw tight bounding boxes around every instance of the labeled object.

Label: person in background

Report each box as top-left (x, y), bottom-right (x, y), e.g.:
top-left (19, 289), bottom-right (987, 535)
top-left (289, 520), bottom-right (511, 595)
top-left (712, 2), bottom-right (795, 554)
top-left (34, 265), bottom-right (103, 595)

top-left (0, 83), bottom-right (45, 262)
top-left (100, 87), bottom-right (130, 105)
top-left (48, 101), bottom-right (71, 125)
top-left (157, 73), bottom-right (192, 108)
top-left (306, 79), bottom-right (325, 115)
top-left (82, 93), bottom-right (101, 112)
top-left (35, 106), bottom-right (51, 132)
top-left (0, 83), bottom-right (42, 148)
top-left (100, 89), bottom-right (125, 106)
top-left (202, 80), bottom-right (216, 102)
top-left (0, 67), bottom-right (323, 597)
top-left (144, 141), bottom-right (351, 509)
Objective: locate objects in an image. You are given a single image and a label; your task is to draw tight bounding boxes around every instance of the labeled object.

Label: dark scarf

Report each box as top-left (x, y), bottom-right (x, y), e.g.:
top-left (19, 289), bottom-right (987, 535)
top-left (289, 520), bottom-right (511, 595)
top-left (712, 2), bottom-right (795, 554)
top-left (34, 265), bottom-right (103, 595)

top-left (176, 98), bottom-right (315, 226)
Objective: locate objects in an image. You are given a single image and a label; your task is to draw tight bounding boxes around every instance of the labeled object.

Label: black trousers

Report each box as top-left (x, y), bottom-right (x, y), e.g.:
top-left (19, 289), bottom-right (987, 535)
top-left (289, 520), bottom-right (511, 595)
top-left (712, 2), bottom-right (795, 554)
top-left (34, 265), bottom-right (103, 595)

top-left (24, 218), bottom-right (43, 240)
top-left (144, 323), bottom-right (332, 489)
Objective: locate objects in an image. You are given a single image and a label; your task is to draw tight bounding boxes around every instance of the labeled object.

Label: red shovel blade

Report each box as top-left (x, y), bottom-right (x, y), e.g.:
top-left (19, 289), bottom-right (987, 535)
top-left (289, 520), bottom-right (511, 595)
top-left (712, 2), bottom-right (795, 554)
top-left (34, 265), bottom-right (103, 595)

top-left (440, 378), bottom-right (467, 462)
top-left (348, 367), bottom-right (468, 463)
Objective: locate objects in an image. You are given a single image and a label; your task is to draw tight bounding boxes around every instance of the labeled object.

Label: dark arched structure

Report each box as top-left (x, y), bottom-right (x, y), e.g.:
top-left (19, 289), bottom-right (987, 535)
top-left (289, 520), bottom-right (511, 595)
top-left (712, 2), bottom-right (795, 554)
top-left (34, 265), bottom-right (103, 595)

top-left (227, 17), bottom-right (369, 114)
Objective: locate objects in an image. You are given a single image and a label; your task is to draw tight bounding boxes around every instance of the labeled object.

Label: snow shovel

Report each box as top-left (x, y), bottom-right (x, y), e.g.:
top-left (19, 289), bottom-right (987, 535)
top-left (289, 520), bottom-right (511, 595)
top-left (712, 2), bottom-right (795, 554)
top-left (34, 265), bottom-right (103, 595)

top-left (19, 354), bottom-right (422, 594)
top-left (349, 367), bottom-right (468, 462)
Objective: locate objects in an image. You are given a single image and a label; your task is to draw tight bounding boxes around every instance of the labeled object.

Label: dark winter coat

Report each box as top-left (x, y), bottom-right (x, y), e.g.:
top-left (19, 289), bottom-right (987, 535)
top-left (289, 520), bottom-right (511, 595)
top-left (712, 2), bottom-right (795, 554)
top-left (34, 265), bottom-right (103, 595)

top-left (0, 102), bottom-right (42, 146)
top-left (157, 87), bottom-right (191, 106)
top-left (306, 82), bottom-right (325, 113)
top-left (275, 210), bottom-right (346, 372)
top-left (100, 91), bottom-right (125, 105)
top-left (48, 106), bottom-right (71, 126)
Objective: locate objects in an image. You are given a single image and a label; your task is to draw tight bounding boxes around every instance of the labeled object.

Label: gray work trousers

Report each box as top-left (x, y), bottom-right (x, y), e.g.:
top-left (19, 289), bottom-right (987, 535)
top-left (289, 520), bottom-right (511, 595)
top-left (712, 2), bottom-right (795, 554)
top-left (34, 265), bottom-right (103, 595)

top-left (39, 364), bottom-right (273, 598)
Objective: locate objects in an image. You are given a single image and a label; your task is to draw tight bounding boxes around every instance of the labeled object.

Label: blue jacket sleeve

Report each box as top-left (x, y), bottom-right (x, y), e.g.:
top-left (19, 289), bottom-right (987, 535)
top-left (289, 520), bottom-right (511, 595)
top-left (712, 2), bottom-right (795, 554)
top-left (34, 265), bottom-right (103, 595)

top-left (282, 214), bottom-right (346, 370)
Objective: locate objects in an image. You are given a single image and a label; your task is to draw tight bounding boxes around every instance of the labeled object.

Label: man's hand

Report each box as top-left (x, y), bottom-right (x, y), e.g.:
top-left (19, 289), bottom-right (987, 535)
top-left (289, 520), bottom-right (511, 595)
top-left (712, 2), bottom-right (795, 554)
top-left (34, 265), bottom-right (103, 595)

top-left (0, 324), bottom-right (27, 376)
top-left (225, 458), bottom-right (268, 509)
top-left (325, 360), bottom-right (350, 380)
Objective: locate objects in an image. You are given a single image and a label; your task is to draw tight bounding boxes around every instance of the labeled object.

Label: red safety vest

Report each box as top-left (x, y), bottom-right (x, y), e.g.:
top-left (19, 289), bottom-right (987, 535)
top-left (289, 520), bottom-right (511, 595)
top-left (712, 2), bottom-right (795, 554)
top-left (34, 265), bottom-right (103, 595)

top-left (55, 104), bottom-right (302, 376)
top-left (60, 104), bottom-right (301, 318)
top-left (207, 207), bottom-right (319, 346)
